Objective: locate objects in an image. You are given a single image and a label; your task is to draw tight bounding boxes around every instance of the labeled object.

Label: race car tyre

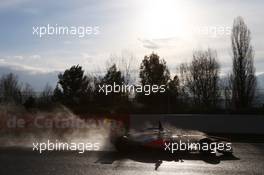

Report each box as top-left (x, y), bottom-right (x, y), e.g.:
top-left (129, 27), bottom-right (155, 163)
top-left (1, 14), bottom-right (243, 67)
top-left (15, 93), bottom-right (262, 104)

top-left (199, 138), bottom-right (216, 157)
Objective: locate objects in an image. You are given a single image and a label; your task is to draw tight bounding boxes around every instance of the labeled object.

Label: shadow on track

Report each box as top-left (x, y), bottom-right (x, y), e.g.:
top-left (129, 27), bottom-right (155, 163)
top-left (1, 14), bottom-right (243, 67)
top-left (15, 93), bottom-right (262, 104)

top-left (95, 151), bottom-right (239, 170)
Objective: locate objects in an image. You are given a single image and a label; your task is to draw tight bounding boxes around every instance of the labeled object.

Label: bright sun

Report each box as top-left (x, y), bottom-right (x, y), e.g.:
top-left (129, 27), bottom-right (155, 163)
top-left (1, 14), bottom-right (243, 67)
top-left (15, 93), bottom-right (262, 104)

top-left (141, 0), bottom-right (193, 39)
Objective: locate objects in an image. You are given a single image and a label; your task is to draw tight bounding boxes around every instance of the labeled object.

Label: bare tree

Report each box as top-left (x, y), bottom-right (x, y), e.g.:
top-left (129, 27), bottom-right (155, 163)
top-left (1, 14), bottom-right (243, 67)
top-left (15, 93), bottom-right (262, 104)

top-left (230, 16), bottom-right (256, 109)
top-left (119, 52), bottom-right (137, 85)
top-left (0, 73), bottom-right (22, 104)
top-left (39, 83), bottom-right (53, 105)
top-left (108, 51), bottom-right (137, 85)
top-left (180, 49), bottom-right (220, 108)
top-left (22, 83), bottom-right (36, 109)
top-left (21, 83), bottom-right (35, 103)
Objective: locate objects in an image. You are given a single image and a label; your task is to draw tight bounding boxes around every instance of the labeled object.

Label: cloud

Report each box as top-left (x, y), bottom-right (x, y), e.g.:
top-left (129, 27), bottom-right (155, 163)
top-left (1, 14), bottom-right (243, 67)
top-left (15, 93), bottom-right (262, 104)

top-left (0, 55), bottom-right (58, 73)
top-left (138, 37), bottom-right (180, 50)
top-left (138, 38), bottom-right (160, 50)
top-left (30, 55), bottom-right (41, 60)
top-left (0, 52), bottom-right (103, 74)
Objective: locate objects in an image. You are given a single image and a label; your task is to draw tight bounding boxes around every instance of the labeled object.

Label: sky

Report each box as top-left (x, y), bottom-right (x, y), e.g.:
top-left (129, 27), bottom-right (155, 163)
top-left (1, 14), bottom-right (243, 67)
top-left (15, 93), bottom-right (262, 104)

top-left (0, 0), bottom-right (263, 89)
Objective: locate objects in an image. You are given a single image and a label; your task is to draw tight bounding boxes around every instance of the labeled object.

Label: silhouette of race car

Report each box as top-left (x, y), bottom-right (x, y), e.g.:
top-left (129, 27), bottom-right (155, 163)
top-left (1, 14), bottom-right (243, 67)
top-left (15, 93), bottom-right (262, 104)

top-left (113, 122), bottom-right (233, 156)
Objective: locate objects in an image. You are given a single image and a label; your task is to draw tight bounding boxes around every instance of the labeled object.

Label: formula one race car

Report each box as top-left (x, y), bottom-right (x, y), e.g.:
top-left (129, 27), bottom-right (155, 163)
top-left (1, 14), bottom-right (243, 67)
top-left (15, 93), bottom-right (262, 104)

top-left (112, 122), bottom-right (233, 156)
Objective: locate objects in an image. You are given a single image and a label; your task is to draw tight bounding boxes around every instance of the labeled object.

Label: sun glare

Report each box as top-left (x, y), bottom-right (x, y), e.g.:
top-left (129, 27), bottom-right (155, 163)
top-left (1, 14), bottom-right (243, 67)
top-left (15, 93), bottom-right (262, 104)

top-left (141, 0), bottom-right (193, 40)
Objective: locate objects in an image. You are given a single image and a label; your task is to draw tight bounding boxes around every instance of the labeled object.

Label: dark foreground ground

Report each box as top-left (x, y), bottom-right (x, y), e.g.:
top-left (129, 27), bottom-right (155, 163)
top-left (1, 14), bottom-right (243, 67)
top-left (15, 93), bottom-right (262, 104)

top-left (0, 143), bottom-right (263, 175)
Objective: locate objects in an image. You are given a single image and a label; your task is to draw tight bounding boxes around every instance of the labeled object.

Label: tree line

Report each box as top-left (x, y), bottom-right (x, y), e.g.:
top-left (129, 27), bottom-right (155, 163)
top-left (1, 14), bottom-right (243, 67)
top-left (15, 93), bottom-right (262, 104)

top-left (0, 17), bottom-right (261, 114)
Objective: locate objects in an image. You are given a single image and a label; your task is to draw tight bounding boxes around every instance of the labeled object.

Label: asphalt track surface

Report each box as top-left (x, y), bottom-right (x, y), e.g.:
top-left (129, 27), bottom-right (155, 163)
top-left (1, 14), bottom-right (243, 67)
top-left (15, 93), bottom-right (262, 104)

top-left (0, 143), bottom-right (263, 175)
